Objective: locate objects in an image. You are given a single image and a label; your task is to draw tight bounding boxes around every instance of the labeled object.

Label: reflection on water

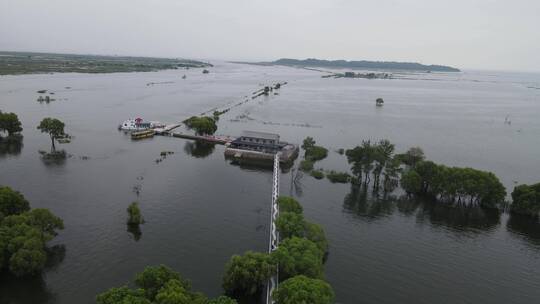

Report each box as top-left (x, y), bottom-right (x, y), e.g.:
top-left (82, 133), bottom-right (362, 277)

top-left (39, 150), bottom-right (68, 166)
top-left (184, 140), bottom-right (216, 158)
top-left (507, 214), bottom-right (540, 249)
top-left (411, 198), bottom-right (501, 233)
top-left (127, 224), bottom-right (142, 241)
top-left (0, 274), bottom-right (56, 304)
top-left (0, 135), bottom-right (23, 157)
top-left (44, 245), bottom-right (67, 272)
top-left (344, 185), bottom-right (501, 232)
top-left (343, 185), bottom-right (397, 220)
top-left (0, 245), bottom-right (64, 304)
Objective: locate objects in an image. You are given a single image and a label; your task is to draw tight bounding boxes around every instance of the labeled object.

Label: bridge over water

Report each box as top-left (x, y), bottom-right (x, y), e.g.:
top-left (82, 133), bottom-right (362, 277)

top-left (266, 153), bottom-right (280, 304)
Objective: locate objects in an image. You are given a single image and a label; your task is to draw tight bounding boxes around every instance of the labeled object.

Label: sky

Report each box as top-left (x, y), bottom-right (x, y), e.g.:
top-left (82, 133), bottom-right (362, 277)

top-left (1, 0), bottom-right (539, 71)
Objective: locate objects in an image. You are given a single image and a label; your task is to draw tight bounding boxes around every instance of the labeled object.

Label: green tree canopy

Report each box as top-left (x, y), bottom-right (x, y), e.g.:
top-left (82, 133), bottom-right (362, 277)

top-left (400, 170), bottom-right (422, 194)
top-left (0, 111), bottom-right (23, 137)
top-left (303, 221), bottom-right (328, 254)
top-left (272, 237), bottom-right (323, 280)
top-left (277, 196), bottom-right (303, 214)
top-left (96, 286), bottom-right (151, 304)
top-left (207, 296), bottom-right (238, 304)
top-left (511, 183), bottom-right (540, 217)
top-left (134, 265), bottom-right (191, 301)
top-left (400, 160), bottom-right (506, 208)
top-left (301, 137), bottom-right (315, 151)
top-left (127, 202), bottom-right (144, 225)
top-left (183, 116), bottom-right (217, 135)
top-left (276, 212), bottom-right (305, 239)
top-left (37, 117), bottom-right (65, 151)
top-left (0, 186), bottom-right (30, 216)
top-left (272, 275), bottom-right (334, 304)
top-left (0, 188), bottom-right (64, 277)
top-left (396, 146), bottom-right (425, 167)
top-left (222, 251), bottom-right (276, 296)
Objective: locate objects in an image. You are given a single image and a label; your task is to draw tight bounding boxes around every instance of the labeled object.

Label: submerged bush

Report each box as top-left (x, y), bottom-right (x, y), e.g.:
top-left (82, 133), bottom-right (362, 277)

top-left (127, 202), bottom-right (144, 225)
top-left (299, 160), bottom-right (314, 172)
top-left (310, 170), bottom-right (325, 179)
top-left (325, 171), bottom-right (350, 183)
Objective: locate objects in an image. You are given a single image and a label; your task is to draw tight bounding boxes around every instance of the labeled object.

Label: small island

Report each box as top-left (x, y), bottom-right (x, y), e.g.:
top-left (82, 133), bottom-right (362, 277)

top-left (245, 58), bottom-right (460, 72)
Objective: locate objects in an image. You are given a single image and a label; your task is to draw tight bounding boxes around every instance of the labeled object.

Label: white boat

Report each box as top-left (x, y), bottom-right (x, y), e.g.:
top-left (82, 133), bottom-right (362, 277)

top-left (118, 118), bottom-right (164, 131)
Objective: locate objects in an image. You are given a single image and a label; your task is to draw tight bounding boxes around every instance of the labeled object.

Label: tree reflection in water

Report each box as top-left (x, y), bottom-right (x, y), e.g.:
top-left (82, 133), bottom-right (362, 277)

top-left (127, 223), bottom-right (142, 241)
top-left (0, 245), bottom-right (65, 304)
top-left (344, 184), bottom-right (501, 232)
top-left (507, 214), bottom-right (540, 249)
top-left (183, 140), bottom-right (215, 158)
top-left (343, 184), bottom-right (397, 220)
top-left (0, 135), bottom-right (23, 157)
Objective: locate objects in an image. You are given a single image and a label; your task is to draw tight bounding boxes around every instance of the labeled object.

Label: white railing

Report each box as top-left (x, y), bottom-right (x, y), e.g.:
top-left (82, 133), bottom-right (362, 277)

top-left (266, 153), bottom-right (280, 304)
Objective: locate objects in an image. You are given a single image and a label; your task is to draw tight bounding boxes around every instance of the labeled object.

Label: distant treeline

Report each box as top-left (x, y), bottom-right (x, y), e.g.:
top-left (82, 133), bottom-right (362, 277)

top-left (267, 58), bottom-right (460, 72)
top-left (0, 51), bottom-right (212, 75)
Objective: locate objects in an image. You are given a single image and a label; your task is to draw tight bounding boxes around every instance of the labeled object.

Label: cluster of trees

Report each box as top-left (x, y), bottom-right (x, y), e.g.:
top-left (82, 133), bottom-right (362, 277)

top-left (0, 186), bottom-right (64, 276)
top-left (221, 196), bottom-right (334, 304)
top-left (183, 116), bottom-right (217, 136)
top-left (97, 265), bottom-right (237, 304)
top-left (400, 160), bottom-right (506, 208)
top-left (511, 182), bottom-right (540, 217)
top-left (0, 111), bottom-right (23, 139)
top-left (346, 139), bottom-right (402, 192)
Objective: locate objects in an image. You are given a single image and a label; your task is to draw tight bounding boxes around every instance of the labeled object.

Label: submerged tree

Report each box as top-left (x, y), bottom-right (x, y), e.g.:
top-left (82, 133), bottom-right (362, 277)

top-left (272, 275), bottom-right (334, 304)
top-left (0, 186), bottom-right (64, 277)
top-left (0, 111), bottom-right (23, 137)
top-left (222, 251), bottom-right (276, 297)
top-left (183, 116), bottom-right (217, 135)
top-left (37, 118), bottom-right (65, 151)
top-left (97, 265), bottom-right (215, 304)
top-left (511, 182), bottom-right (540, 217)
top-left (272, 237), bottom-right (324, 280)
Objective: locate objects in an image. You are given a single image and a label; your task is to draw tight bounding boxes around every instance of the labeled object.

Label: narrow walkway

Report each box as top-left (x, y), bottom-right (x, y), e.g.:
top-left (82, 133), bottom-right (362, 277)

top-left (266, 153), bottom-right (280, 304)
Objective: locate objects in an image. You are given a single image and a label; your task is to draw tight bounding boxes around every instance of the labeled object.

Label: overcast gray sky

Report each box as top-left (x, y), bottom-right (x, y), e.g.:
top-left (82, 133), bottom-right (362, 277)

top-left (1, 0), bottom-right (539, 71)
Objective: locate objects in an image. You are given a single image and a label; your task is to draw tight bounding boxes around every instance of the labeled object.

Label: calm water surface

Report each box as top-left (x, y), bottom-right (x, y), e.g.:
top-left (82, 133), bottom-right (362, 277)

top-left (0, 63), bottom-right (539, 304)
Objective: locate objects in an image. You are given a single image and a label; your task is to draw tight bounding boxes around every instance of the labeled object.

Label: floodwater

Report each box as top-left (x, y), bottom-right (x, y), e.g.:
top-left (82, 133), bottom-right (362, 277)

top-left (0, 63), bottom-right (539, 304)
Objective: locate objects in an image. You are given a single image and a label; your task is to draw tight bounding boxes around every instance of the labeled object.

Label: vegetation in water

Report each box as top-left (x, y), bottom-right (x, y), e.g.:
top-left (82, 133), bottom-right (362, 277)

top-left (183, 116), bottom-right (218, 135)
top-left (222, 251), bottom-right (276, 297)
top-left (277, 196), bottom-right (303, 214)
top-left (299, 159), bottom-right (314, 172)
top-left (346, 139), bottom-right (401, 192)
top-left (302, 137), bottom-right (328, 162)
top-left (0, 111), bottom-right (23, 137)
top-left (325, 171), bottom-right (351, 183)
top-left (273, 236), bottom-right (324, 279)
top-left (274, 197), bottom-right (328, 254)
top-left (37, 117), bottom-right (66, 152)
top-left (96, 265), bottom-right (236, 304)
top-left (0, 51), bottom-right (212, 75)
top-left (272, 275), bottom-right (334, 304)
top-left (0, 186), bottom-right (64, 276)
top-left (510, 182), bottom-right (540, 217)
top-left (400, 160), bottom-right (506, 208)
top-left (310, 170), bottom-right (325, 179)
top-left (127, 202), bottom-right (144, 225)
